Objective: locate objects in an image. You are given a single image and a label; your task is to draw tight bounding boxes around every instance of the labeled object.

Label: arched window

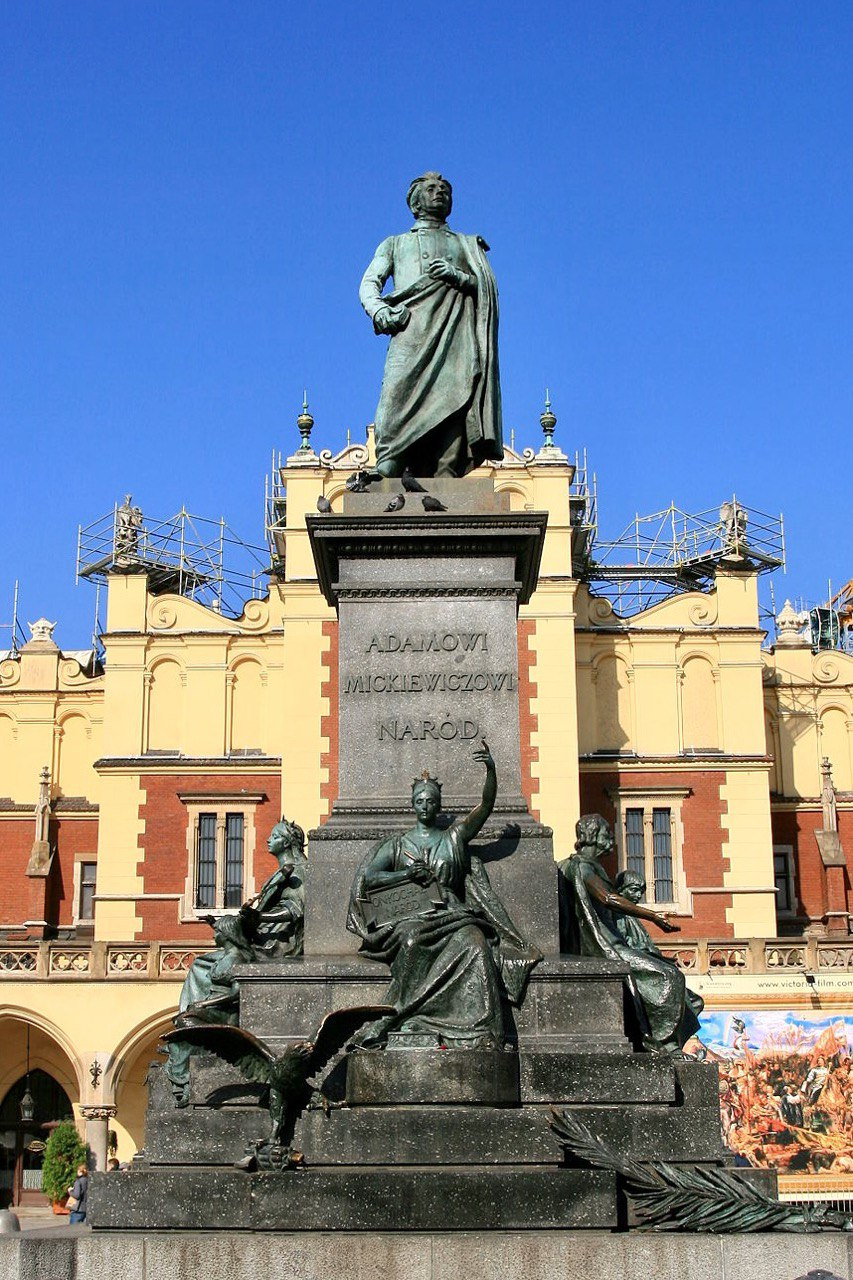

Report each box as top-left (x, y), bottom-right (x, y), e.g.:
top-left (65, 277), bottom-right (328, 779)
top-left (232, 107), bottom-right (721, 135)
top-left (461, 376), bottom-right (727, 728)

top-left (681, 656), bottom-right (719, 751)
top-left (0, 1070), bottom-right (74, 1208)
top-left (595, 656), bottom-right (632, 752)
top-left (147, 659), bottom-right (184, 751)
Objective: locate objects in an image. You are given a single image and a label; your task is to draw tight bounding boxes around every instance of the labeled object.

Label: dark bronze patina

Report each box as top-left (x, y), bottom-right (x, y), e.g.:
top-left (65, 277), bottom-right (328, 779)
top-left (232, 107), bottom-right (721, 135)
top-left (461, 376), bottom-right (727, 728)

top-left (359, 173), bottom-right (503, 478)
top-left (347, 743), bottom-right (541, 1049)
top-left (558, 813), bottom-right (701, 1056)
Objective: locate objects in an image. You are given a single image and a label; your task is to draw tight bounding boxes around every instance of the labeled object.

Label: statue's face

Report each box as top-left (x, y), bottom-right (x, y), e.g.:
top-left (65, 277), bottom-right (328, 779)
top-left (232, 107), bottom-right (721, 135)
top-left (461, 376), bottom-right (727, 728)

top-left (620, 879), bottom-right (645, 904)
top-left (268, 826), bottom-right (291, 856)
top-left (412, 788), bottom-right (440, 825)
top-left (593, 822), bottom-right (614, 856)
top-left (415, 178), bottom-right (451, 219)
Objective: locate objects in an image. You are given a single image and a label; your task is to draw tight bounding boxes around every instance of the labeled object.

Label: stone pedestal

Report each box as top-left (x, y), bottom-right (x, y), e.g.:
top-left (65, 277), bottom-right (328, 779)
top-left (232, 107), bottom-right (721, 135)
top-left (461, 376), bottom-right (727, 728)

top-left (303, 478), bottom-right (557, 957)
top-left (8, 1230), bottom-right (851, 1280)
top-left (308, 479), bottom-right (546, 822)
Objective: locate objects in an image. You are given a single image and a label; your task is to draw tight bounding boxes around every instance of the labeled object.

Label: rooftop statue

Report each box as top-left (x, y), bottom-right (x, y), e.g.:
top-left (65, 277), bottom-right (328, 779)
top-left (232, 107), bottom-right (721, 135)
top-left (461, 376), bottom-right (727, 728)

top-left (558, 814), bottom-right (701, 1056)
top-left (359, 172), bottom-right (503, 478)
top-left (347, 743), bottom-right (541, 1049)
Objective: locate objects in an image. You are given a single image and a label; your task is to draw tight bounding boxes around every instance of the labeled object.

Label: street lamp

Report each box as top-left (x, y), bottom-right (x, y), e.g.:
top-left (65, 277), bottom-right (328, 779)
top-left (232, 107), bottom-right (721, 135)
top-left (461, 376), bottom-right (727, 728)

top-left (19, 1026), bottom-right (34, 1123)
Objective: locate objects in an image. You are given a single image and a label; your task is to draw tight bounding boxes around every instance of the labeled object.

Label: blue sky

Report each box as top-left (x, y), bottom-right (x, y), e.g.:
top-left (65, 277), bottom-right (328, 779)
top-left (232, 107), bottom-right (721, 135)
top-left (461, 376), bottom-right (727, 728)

top-left (2, 3), bottom-right (852, 646)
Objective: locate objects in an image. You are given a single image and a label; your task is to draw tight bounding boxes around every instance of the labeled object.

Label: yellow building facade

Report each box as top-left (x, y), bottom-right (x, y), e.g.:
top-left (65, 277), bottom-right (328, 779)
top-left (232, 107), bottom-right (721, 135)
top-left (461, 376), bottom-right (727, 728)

top-left (1, 429), bottom-right (851, 1203)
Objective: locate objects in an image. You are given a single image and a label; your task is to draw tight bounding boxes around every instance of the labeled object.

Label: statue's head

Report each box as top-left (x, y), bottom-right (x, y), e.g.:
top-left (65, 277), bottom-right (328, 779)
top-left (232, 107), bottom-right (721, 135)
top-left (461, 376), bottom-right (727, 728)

top-left (411, 771), bottom-right (442, 824)
top-left (407, 172), bottom-right (452, 220)
top-left (614, 868), bottom-right (645, 904)
top-left (574, 813), bottom-right (614, 859)
top-left (267, 816), bottom-right (305, 859)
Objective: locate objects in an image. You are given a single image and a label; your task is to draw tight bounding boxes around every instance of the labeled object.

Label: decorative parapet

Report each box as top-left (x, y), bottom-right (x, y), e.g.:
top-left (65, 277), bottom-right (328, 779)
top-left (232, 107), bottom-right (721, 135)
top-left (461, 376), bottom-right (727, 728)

top-left (2, 937), bottom-right (852, 978)
top-left (0, 941), bottom-right (211, 979)
top-left (658, 936), bottom-right (853, 974)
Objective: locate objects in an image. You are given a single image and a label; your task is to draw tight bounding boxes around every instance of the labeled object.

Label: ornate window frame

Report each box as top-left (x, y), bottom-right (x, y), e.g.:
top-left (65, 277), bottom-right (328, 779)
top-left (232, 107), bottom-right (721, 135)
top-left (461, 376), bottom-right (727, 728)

top-left (772, 843), bottom-right (797, 920)
top-left (606, 786), bottom-right (691, 916)
top-left (177, 792), bottom-right (265, 922)
top-left (72, 858), bottom-right (98, 927)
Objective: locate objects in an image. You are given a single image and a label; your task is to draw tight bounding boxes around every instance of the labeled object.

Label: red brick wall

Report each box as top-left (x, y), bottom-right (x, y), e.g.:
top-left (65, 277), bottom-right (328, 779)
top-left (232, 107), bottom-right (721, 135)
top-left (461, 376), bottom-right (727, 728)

top-left (579, 768), bottom-right (733, 937)
top-left (136, 772), bottom-right (281, 941)
top-left (0, 816), bottom-right (98, 932)
top-left (47, 818), bottom-right (98, 928)
top-left (517, 619), bottom-right (539, 820)
top-left (771, 807), bottom-right (853, 923)
top-left (0, 819), bottom-right (42, 927)
top-left (319, 620), bottom-right (339, 821)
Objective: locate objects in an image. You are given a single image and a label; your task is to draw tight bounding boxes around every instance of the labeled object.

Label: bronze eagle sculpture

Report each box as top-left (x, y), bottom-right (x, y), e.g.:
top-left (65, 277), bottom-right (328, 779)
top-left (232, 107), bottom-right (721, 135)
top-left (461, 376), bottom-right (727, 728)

top-left (161, 1003), bottom-right (392, 1165)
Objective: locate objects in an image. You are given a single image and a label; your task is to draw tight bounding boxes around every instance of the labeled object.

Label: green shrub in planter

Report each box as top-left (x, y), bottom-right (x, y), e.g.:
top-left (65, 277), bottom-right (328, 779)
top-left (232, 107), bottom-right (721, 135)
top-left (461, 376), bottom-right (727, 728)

top-left (41, 1120), bottom-right (87, 1204)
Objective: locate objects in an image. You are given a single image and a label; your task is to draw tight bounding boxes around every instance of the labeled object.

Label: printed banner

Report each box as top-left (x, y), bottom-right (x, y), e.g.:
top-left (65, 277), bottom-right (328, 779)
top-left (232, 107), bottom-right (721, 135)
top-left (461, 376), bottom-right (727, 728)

top-left (687, 1011), bottom-right (853, 1189)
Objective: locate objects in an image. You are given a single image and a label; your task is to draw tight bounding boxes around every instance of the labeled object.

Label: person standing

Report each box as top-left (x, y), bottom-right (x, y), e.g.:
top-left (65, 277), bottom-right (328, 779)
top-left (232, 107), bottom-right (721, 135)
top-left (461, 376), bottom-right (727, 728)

top-left (67, 1163), bottom-right (88, 1225)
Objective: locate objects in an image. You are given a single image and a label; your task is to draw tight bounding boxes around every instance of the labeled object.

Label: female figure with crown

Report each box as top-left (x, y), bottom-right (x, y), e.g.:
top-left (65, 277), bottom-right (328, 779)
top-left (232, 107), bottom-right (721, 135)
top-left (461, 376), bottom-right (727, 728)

top-left (347, 743), bottom-right (540, 1049)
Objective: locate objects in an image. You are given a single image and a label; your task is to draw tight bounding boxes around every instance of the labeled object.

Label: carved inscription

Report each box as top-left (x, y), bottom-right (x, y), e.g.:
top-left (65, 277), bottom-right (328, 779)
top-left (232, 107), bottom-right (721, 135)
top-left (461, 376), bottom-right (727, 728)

top-left (379, 718), bottom-right (479, 742)
top-left (367, 632), bottom-right (488, 654)
top-left (345, 672), bottom-right (516, 695)
top-left (343, 631), bottom-right (512, 742)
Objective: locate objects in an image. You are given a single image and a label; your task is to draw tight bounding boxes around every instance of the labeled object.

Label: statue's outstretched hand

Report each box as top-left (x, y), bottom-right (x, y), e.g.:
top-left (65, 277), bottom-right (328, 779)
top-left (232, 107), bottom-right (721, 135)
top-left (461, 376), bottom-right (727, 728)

top-left (472, 739), bottom-right (495, 771)
top-left (373, 304), bottom-right (410, 336)
top-left (657, 917), bottom-right (680, 934)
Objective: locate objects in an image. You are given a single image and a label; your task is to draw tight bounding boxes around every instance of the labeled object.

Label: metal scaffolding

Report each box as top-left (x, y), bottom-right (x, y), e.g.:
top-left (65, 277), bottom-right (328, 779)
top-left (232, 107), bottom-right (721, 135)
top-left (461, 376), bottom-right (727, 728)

top-left (264, 450), bottom-right (287, 577)
top-left (0, 581), bottom-right (27, 657)
top-left (76, 501), bottom-right (270, 619)
top-left (581, 494), bottom-right (785, 617)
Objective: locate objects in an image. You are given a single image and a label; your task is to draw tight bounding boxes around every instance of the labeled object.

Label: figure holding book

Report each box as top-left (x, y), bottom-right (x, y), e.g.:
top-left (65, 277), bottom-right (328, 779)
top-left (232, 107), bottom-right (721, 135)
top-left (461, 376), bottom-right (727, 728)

top-left (347, 744), bottom-right (540, 1049)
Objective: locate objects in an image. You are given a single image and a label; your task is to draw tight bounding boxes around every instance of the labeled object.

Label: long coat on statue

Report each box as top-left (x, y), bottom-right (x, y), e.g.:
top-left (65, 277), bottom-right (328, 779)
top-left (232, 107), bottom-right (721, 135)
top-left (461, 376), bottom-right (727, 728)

top-left (359, 223), bottom-right (503, 475)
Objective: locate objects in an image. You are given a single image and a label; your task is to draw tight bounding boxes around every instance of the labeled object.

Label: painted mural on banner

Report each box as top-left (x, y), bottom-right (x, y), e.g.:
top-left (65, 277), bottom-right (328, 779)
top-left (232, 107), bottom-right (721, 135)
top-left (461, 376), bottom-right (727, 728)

top-left (686, 1012), bottom-right (853, 1188)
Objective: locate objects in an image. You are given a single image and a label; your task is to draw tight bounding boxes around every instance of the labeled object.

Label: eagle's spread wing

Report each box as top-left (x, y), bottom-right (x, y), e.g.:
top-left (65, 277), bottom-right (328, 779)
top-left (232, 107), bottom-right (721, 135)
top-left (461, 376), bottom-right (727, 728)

top-left (161, 1025), bottom-right (276, 1085)
top-left (306, 1004), bottom-right (394, 1076)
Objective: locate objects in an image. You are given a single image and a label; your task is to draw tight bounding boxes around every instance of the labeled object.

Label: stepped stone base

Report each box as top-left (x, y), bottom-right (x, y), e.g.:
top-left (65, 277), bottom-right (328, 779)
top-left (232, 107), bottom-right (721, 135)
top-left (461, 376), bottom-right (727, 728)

top-left (346, 1048), bottom-right (520, 1105)
top-left (235, 955), bottom-right (634, 1053)
top-left (89, 1165), bottom-right (617, 1232)
top-left (105, 953), bottom-right (765, 1234)
top-left (5, 1230), bottom-right (851, 1279)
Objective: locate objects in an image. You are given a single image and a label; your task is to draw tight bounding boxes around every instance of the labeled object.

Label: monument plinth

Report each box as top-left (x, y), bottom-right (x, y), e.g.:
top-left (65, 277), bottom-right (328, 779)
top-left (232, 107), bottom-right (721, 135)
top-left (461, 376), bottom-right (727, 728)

top-left (304, 477), bottom-right (560, 958)
top-left (308, 480), bottom-right (545, 820)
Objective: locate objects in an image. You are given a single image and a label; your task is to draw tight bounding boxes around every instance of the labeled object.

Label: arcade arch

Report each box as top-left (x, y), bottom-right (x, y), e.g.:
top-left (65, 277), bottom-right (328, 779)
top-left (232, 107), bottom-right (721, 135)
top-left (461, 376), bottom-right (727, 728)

top-left (0, 1014), bottom-right (82, 1208)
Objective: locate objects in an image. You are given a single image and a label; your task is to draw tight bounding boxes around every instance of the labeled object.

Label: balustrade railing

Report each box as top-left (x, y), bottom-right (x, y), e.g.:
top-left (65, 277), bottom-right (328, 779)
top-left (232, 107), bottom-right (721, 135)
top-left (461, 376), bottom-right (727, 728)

top-left (1, 936), bottom-right (852, 979)
top-left (0, 941), bottom-right (211, 979)
top-left (657, 937), bottom-right (853, 975)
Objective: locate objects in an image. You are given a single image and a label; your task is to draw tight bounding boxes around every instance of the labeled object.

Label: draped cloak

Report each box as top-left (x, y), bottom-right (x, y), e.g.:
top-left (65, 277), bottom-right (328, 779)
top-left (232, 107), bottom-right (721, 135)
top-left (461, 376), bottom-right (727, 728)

top-left (559, 854), bottom-right (701, 1051)
top-left (347, 823), bottom-right (540, 1048)
top-left (359, 228), bottom-right (503, 474)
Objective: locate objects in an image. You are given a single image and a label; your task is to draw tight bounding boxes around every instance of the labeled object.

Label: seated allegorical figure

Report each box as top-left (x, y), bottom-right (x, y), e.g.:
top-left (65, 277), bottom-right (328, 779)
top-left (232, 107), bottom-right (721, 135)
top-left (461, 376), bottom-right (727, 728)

top-left (247, 816), bottom-right (307, 959)
top-left (346, 743), bottom-right (541, 1050)
top-left (613, 868), bottom-right (704, 1049)
top-left (163, 814), bottom-right (307, 1104)
top-left (558, 813), bottom-right (699, 1056)
top-left (164, 907), bottom-right (259, 1106)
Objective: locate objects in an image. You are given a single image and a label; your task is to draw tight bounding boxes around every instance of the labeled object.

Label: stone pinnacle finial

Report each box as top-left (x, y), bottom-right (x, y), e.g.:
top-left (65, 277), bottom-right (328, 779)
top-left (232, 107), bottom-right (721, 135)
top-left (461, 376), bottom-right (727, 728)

top-left (775, 599), bottom-right (809, 648)
top-left (297, 391), bottom-right (314, 452)
top-left (540, 390), bottom-right (557, 448)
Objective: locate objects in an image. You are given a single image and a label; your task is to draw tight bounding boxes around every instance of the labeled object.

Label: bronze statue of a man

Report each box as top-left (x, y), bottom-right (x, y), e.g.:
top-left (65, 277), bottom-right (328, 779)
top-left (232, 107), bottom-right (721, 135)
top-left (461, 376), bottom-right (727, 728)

top-left (359, 172), bottom-right (503, 478)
